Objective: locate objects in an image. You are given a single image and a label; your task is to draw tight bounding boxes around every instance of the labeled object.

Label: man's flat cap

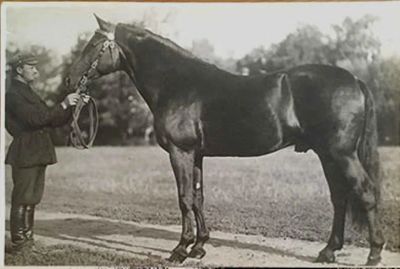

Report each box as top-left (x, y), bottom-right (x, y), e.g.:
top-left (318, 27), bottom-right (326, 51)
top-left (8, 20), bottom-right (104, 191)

top-left (9, 53), bottom-right (38, 67)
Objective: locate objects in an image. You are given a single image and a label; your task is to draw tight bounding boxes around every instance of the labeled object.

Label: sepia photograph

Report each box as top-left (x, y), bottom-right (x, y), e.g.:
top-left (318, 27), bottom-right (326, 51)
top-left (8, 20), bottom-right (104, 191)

top-left (1, 1), bottom-right (399, 267)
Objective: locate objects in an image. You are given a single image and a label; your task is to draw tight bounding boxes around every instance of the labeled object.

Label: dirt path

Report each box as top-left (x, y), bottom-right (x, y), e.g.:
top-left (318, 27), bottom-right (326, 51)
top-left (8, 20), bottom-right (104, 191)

top-left (5, 208), bottom-right (400, 267)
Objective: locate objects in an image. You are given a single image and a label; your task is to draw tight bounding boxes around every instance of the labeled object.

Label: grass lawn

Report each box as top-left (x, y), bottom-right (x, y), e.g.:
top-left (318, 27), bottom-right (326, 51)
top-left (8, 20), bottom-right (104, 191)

top-left (5, 146), bottom-right (400, 251)
top-left (4, 242), bottom-right (178, 266)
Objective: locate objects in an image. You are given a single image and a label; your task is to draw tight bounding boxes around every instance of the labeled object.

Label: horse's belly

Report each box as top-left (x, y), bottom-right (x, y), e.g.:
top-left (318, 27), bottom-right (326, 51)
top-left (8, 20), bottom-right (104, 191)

top-left (201, 118), bottom-right (284, 157)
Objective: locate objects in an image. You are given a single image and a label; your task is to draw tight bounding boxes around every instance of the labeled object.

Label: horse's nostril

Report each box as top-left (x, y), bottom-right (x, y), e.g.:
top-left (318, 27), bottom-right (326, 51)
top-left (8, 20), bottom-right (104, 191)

top-left (65, 76), bottom-right (71, 87)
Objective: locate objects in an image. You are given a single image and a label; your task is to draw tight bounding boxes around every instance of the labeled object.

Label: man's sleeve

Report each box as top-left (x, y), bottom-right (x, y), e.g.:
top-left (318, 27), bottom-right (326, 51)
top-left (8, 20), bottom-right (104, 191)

top-left (6, 92), bottom-right (70, 128)
top-left (50, 105), bottom-right (73, 127)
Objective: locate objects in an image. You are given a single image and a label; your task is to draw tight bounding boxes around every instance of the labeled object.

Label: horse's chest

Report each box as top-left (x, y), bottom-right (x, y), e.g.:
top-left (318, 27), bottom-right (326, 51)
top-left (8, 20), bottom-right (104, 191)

top-left (154, 102), bottom-right (202, 150)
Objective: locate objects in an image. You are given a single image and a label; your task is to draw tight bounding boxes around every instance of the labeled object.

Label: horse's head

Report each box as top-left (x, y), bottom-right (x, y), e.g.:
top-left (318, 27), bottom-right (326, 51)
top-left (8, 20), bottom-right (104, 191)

top-left (65, 15), bottom-right (124, 92)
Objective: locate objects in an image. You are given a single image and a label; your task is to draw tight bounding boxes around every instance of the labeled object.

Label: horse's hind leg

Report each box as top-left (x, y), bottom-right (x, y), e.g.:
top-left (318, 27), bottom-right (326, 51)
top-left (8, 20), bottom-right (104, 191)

top-left (316, 153), bottom-right (348, 263)
top-left (318, 149), bottom-right (385, 265)
top-left (188, 153), bottom-right (210, 259)
top-left (341, 153), bottom-right (385, 265)
top-left (168, 145), bottom-right (196, 263)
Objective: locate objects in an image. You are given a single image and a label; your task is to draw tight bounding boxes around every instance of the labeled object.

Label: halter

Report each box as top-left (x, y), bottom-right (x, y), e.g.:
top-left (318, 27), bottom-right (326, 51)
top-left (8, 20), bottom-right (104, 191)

top-left (70, 29), bottom-right (120, 149)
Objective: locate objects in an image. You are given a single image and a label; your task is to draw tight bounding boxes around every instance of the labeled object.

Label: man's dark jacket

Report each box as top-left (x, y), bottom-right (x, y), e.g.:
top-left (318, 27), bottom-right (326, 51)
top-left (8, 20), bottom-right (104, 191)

top-left (5, 79), bottom-right (71, 168)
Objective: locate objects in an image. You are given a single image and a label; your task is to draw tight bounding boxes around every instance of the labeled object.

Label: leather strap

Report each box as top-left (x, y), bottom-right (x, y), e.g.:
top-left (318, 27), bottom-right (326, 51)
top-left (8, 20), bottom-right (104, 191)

top-left (69, 97), bottom-right (99, 149)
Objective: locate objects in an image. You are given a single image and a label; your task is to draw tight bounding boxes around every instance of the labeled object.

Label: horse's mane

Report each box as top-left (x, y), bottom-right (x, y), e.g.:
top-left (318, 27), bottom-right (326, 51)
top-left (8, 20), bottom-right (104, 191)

top-left (119, 23), bottom-right (238, 77)
top-left (120, 23), bottom-right (196, 60)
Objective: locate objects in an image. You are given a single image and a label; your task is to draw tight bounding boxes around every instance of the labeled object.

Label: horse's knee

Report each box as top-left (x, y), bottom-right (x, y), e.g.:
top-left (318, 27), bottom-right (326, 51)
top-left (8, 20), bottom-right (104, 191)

top-left (179, 195), bottom-right (193, 213)
top-left (192, 192), bottom-right (203, 209)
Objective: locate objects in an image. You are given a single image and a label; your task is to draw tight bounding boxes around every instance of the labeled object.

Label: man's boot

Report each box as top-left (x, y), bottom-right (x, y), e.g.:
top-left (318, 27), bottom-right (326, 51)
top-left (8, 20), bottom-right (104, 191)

top-left (24, 205), bottom-right (35, 241)
top-left (10, 205), bottom-right (28, 250)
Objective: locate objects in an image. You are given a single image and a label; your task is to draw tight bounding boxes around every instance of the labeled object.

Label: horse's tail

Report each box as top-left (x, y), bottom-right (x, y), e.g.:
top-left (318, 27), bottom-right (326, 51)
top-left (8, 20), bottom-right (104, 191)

top-left (350, 79), bottom-right (381, 227)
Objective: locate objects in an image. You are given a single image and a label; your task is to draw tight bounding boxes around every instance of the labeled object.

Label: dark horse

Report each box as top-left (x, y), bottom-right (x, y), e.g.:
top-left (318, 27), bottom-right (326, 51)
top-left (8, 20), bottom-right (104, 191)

top-left (66, 15), bottom-right (384, 265)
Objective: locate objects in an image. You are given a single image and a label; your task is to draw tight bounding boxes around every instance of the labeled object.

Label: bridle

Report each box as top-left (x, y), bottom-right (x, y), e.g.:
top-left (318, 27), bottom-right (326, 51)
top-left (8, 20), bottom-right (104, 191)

top-left (70, 29), bottom-right (123, 149)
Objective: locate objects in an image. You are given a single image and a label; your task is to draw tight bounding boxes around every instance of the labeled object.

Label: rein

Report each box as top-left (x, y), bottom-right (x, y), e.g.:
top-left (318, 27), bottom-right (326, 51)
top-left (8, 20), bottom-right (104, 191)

top-left (70, 29), bottom-right (118, 149)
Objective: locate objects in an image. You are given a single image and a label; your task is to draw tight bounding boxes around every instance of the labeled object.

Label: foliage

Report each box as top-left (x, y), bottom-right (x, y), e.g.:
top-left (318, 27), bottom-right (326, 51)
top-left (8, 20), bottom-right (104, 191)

top-left (6, 43), bottom-right (62, 105)
top-left (238, 16), bottom-right (381, 74)
top-left (329, 15), bottom-right (380, 65)
top-left (190, 38), bottom-right (238, 73)
top-left (238, 15), bottom-right (398, 145)
top-left (374, 57), bottom-right (400, 144)
top-left (6, 15), bottom-right (398, 145)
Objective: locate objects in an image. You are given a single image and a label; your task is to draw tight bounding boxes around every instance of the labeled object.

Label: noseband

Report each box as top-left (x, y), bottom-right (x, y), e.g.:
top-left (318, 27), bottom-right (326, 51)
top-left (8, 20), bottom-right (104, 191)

top-left (70, 29), bottom-right (121, 149)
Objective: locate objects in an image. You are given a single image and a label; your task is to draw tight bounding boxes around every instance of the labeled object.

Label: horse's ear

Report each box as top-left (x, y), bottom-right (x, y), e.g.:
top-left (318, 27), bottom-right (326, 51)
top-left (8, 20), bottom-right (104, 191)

top-left (94, 14), bottom-right (114, 32)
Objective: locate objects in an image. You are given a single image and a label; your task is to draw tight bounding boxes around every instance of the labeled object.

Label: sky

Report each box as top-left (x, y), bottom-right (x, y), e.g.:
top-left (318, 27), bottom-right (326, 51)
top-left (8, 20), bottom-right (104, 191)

top-left (3, 1), bottom-right (400, 61)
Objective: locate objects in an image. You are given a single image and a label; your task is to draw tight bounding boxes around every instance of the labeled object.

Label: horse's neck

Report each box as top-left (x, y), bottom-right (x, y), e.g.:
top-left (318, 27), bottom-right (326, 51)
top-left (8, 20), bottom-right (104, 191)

top-left (119, 33), bottom-right (236, 113)
top-left (119, 47), bottom-right (160, 112)
top-left (123, 42), bottom-right (194, 112)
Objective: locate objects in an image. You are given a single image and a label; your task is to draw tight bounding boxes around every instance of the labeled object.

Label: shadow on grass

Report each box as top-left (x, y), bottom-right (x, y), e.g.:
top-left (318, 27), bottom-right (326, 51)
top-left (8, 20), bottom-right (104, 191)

top-left (6, 217), bottom-right (316, 264)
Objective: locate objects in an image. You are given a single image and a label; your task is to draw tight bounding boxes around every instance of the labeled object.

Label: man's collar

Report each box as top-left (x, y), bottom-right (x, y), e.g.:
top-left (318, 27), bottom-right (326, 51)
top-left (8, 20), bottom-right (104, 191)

top-left (11, 78), bottom-right (33, 94)
top-left (11, 78), bottom-right (43, 103)
top-left (12, 78), bottom-right (30, 88)
top-left (15, 76), bottom-right (29, 85)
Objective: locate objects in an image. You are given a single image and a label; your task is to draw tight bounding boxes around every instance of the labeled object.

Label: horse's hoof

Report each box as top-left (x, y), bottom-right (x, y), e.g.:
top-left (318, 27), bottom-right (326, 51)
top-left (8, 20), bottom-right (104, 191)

top-left (315, 251), bottom-right (335, 263)
top-left (366, 256), bottom-right (382, 266)
top-left (167, 247), bottom-right (188, 263)
top-left (188, 246), bottom-right (206, 259)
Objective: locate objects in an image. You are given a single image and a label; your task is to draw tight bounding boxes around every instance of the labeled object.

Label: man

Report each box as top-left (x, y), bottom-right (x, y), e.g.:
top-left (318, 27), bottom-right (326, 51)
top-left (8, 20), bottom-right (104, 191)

top-left (5, 52), bottom-right (85, 251)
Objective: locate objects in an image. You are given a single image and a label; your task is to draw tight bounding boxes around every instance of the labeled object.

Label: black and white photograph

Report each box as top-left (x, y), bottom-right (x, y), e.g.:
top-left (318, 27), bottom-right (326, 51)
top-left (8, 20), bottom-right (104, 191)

top-left (1, 1), bottom-right (399, 267)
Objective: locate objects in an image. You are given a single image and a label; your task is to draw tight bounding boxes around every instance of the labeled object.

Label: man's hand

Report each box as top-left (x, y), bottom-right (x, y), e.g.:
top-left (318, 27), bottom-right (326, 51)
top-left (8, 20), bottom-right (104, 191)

top-left (62, 93), bottom-right (80, 108)
top-left (80, 94), bottom-right (90, 104)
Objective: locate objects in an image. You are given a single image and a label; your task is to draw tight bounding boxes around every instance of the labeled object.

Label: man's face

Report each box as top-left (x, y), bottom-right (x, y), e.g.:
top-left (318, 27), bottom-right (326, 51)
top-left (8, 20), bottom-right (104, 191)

top-left (16, 64), bottom-right (39, 83)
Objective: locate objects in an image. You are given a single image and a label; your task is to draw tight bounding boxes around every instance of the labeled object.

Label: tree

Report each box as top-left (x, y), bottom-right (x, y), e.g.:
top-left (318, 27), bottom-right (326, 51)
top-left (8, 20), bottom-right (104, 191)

top-left (238, 16), bottom-right (381, 75)
top-left (374, 57), bottom-right (400, 144)
top-left (237, 25), bottom-right (329, 75)
top-left (328, 15), bottom-right (380, 66)
top-left (238, 15), bottom-right (398, 145)
top-left (190, 38), bottom-right (238, 73)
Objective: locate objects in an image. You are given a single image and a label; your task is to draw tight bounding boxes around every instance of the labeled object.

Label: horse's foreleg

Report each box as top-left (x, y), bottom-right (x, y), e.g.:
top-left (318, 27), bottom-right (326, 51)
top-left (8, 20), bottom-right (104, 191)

top-left (316, 153), bottom-right (348, 263)
top-left (188, 153), bottom-right (209, 259)
top-left (168, 145), bottom-right (196, 263)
